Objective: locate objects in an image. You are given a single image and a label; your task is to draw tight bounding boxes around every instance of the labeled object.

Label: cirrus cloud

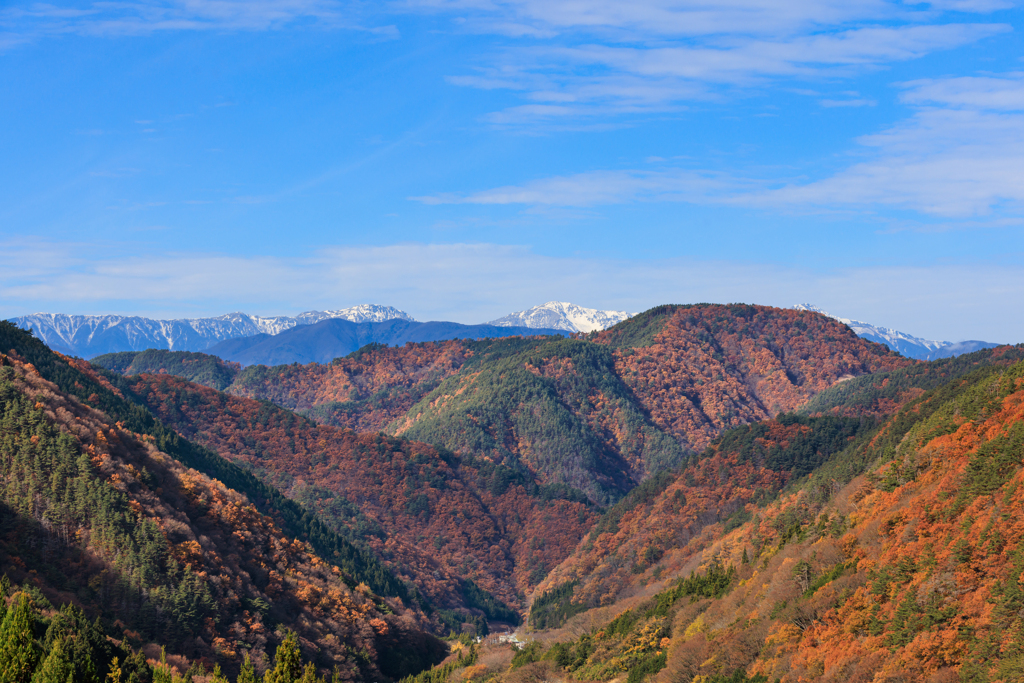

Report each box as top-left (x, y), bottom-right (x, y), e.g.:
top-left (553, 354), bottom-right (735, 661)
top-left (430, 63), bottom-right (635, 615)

top-left (0, 0), bottom-right (397, 43)
top-left (412, 0), bottom-right (1013, 124)
top-left (416, 72), bottom-right (1024, 220)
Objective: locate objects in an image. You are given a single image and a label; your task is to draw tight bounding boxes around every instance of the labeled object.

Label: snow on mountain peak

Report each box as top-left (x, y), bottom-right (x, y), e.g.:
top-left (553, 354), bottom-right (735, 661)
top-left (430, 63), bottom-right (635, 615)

top-left (792, 304), bottom-right (961, 359)
top-left (488, 301), bottom-right (635, 333)
top-left (294, 305), bottom-right (415, 327)
top-left (9, 305), bottom-right (415, 358)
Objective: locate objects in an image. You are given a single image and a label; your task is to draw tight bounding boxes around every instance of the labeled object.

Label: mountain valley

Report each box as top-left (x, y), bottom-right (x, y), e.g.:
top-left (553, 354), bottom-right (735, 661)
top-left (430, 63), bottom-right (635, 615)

top-left (3, 305), bottom-right (1024, 683)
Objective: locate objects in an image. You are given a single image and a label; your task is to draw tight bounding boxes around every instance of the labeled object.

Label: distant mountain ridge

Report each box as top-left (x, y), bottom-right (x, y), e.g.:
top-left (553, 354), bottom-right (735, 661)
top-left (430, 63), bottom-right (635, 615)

top-left (206, 317), bottom-right (569, 366)
top-left (8, 304), bottom-right (413, 358)
top-left (793, 303), bottom-right (999, 360)
top-left (20, 300), bottom-right (995, 364)
top-left (488, 301), bottom-right (634, 333)
top-left (11, 302), bottom-right (634, 360)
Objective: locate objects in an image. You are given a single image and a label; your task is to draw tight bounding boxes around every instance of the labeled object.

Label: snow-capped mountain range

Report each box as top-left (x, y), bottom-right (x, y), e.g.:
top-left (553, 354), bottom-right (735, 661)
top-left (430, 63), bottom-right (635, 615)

top-left (793, 304), bottom-right (998, 360)
top-left (488, 301), bottom-right (635, 333)
top-left (8, 302), bottom-right (634, 359)
top-left (22, 300), bottom-right (996, 363)
top-left (9, 305), bottom-right (414, 359)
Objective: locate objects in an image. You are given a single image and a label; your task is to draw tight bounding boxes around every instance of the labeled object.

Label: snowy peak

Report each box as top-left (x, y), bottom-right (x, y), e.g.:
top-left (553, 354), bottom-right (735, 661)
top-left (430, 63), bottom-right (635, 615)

top-left (489, 301), bottom-right (635, 333)
top-left (10, 305), bottom-right (414, 359)
top-left (792, 304), bottom-right (997, 360)
top-left (305, 305), bottom-right (415, 325)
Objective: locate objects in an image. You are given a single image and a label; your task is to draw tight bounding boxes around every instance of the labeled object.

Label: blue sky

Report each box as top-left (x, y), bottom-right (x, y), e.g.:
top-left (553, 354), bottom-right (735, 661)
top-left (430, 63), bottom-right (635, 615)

top-left (2, 0), bottom-right (1023, 342)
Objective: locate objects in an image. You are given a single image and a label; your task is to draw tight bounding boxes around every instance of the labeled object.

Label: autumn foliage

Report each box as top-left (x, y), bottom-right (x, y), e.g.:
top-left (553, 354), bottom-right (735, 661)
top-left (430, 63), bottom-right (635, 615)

top-left (0, 352), bottom-right (444, 681)
top-left (127, 373), bottom-right (596, 612)
top-left (507, 356), bottom-right (1024, 683)
top-left (599, 304), bottom-right (908, 451)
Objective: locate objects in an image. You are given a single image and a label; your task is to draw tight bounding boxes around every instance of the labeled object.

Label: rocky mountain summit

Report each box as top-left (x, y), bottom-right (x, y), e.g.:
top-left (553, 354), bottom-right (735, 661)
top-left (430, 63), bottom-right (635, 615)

top-left (488, 301), bottom-right (634, 333)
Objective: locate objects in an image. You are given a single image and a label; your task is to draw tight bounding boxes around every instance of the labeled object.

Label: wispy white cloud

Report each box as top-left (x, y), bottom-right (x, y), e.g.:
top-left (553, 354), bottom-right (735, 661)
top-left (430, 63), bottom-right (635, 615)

top-left (819, 98), bottom-right (876, 107)
top-left (409, 0), bottom-right (898, 39)
top-left (0, 0), bottom-right (397, 44)
top-left (1, 239), bottom-right (1021, 342)
top-left (417, 72), bottom-right (1024, 219)
top-left (748, 74), bottom-right (1024, 217)
top-left (412, 0), bottom-right (1012, 124)
top-left (900, 72), bottom-right (1024, 110)
top-left (412, 168), bottom-right (752, 206)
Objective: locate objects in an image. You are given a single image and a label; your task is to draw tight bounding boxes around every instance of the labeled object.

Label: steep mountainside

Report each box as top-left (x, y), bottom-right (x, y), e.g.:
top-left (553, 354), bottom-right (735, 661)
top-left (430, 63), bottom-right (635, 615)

top-left (528, 414), bottom-right (879, 620)
top-left (393, 337), bottom-right (686, 505)
top-left (387, 306), bottom-right (903, 505)
top-left (205, 319), bottom-right (567, 366)
top-left (595, 304), bottom-right (908, 453)
top-left (500, 356), bottom-right (1024, 683)
top-left (10, 306), bottom-right (413, 359)
top-left (799, 344), bottom-right (1024, 418)
top-left (225, 340), bottom-right (472, 433)
top-left (794, 304), bottom-right (1000, 360)
top-left (123, 372), bottom-right (597, 614)
top-left (100, 306), bottom-right (907, 509)
top-left (0, 327), bottom-right (445, 680)
top-left (93, 349), bottom-right (242, 391)
top-left (489, 302), bottom-right (634, 333)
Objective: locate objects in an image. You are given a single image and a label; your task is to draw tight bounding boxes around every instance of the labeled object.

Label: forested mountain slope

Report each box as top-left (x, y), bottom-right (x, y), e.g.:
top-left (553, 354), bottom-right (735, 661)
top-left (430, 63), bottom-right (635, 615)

top-left (498, 357), bottom-right (1024, 683)
top-left (527, 413), bottom-right (879, 621)
top-left (98, 306), bottom-right (907, 508)
top-left (94, 342), bottom-right (468, 433)
top-left (123, 372), bottom-right (597, 614)
top-left (799, 344), bottom-right (1024, 418)
top-left (0, 333), bottom-right (445, 680)
top-left (594, 304), bottom-right (908, 450)
top-left (94, 349), bottom-right (242, 391)
top-left (391, 305), bottom-right (905, 504)
top-left (529, 347), bottom-right (1024, 615)
top-left (391, 337), bottom-right (687, 505)
top-left (224, 340), bottom-right (473, 433)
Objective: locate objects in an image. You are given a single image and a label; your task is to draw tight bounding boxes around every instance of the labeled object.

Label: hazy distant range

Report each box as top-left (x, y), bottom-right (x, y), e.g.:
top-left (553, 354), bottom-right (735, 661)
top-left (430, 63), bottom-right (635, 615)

top-left (9, 301), bottom-right (1004, 364)
top-left (204, 318), bottom-right (568, 366)
top-left (8, 306), bottom-right (571, 365)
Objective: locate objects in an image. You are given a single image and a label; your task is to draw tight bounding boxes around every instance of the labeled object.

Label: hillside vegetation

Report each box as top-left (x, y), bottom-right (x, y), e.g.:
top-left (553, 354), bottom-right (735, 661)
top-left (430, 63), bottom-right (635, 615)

top-left (0, 332), bottom-right (445, 680)
top-left (799, 344), bottom-right (1024, 418)
top-left (389, 305), bottom-right (904, 504)
top-left (93, 349), bottom-right (242, 391)
top-left (596, 304), bottom-right (908, 451)
top-left (124, 372), bottom-right (596, 615)
top-left (393, 338), bottom-right (685, 505)
top-left (8, 305), bottom-right (1024, 682)
top-left (483, 357), bottom-right (1024, 683)
top-left (228, 340), bottom-right (473, 433)
top-left (101, 306), bottom-right (905, 506)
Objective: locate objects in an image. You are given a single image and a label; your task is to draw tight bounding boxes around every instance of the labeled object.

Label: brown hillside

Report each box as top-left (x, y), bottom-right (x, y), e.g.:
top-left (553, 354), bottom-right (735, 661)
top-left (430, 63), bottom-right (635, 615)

top-left (598, 304), bottom-right (910, 452)
top-left (127, 374), bottom-right (596, 610)
top-left (98, 308), bottom-right (908, 510)
top-left (226, 341), bottom-right (472, 432)
top-left (0, 353), bottom-right (443, 680)
top-left (381, 306), bottom-right (906, 505)
top-left (500, 359), bottom-right (1024, 683)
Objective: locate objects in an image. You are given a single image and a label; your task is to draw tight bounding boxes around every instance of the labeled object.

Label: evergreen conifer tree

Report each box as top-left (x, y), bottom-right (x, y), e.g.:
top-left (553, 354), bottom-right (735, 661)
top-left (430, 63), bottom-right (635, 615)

top-left (0, 593), bottom-right (42, 683)
top-left (237, 653), bottom-right (257, 683)
top-left (297, 663), bottom-right (319, 683)
top-left (30, 638), bottom-right (74, 683)
top-left (264, 632), bottom-right (302, 683)
top-left (0, 575), bottom-right (11, 622)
